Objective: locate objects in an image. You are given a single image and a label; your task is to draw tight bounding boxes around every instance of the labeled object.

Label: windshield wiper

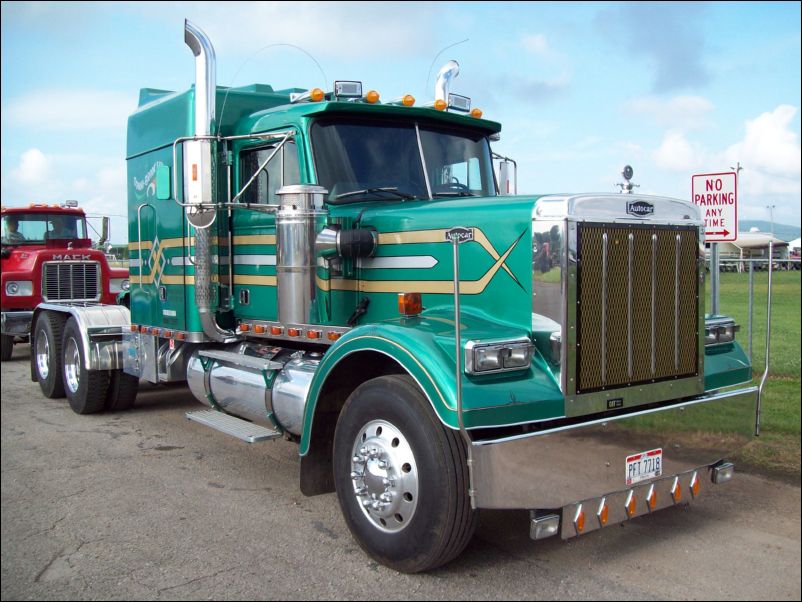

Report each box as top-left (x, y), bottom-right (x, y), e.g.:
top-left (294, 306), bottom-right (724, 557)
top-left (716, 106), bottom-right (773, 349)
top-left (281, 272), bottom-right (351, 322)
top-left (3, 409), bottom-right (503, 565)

top-left (335, 187), bottom-right (416, 201)
top-left (432, 190), bottom-right (478, 197)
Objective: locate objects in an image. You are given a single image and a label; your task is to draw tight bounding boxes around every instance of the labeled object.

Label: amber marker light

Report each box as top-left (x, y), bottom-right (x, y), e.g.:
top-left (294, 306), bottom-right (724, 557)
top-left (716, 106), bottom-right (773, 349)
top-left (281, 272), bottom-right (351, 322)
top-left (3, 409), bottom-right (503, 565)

top-left (287, 328), bottom-right (301, 337)
top-left (625, 491), bottom-right (637, 517)
top-left (310, 88), bottom-right (325, 102)
top-left (402, 94), bottom-right (415, 107)
top-left (398, 292), bottom-right (423, 316)
top-left (470, 107), bottom-right (483, 119)
top-left (307, 330), bottom-right (322, 340)
top-left (365, 90), bottom-right (380, 104)
top-left (434, 98), bottom-right (447, 111)
top-left (240, 323), bottom-right (250, 332)
top-left (254, 325), bottom-right (266, 334)
top-left (151, 328), bottom-right (161, 336)
top-left (690, 472), bottom-right (700, 498)
top-left (573, 505), bottom-right (586, 534)
top-left (327, 331), bottom-right (342, 342)
top-left (164, 330), bottom-right (173, 338)
top-left (646, 485), bottom-right (657, 512)
top-left (130, 325), bottom-right (138, 332)
top-left (597, 498), bottom-right (609, 527)
top-left (270, 326), bottom-right (284, 336)
top-left (176, 332), bottom-right (186, 341)
top-left (671, 478), bottom-right (682, 503)
top-left (140, 325), bottom-right (148, 333)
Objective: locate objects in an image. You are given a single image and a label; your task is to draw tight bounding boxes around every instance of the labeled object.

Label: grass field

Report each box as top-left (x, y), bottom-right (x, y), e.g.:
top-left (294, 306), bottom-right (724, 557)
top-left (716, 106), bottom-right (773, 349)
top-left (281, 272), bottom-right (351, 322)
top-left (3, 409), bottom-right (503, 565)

top-left (709, 270), bottom-right (801, 481)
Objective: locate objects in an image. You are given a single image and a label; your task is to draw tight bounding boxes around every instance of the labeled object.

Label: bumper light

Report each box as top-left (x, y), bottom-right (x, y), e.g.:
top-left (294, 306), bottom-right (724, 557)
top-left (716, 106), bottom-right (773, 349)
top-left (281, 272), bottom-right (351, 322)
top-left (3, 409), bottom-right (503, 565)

top-left (530, 513), bottom-right (560, 540)
top-left (705, 319), bottom-right (739, 346)
top-left (712, 462), bottom-right (735, 484)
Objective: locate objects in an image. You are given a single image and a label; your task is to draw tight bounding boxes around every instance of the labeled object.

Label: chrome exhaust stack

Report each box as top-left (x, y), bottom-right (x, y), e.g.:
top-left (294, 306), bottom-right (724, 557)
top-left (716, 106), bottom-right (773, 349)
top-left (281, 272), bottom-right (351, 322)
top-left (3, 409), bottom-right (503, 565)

top-left (434, 60), bottom-right (460, 103)
top-left (184, 20), bottom-right (235, 342)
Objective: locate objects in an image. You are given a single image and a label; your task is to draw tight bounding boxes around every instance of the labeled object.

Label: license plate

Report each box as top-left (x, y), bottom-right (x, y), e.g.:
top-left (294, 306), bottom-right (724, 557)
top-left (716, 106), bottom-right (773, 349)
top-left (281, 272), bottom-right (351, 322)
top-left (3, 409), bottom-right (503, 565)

top-left (626, 448), bottom-right (662, 485)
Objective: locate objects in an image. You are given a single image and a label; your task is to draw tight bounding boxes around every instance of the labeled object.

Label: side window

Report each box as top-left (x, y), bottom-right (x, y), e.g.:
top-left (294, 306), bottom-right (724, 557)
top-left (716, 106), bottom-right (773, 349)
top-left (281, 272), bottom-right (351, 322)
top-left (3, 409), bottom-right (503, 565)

top-left (239, 139), bottom-right (301, 204)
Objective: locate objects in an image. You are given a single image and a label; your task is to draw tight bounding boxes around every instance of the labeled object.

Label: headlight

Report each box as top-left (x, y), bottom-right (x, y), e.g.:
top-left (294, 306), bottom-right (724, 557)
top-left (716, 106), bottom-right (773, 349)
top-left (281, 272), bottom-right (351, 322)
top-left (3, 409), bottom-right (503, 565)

top-left (705, 319), bottom-right (739, 346)
top-left (5, 281), bottom-right (33, 296)
top-left (110, 278), bottom-right (130, 294)
top-left (465, 339), bottom-right (533, 374)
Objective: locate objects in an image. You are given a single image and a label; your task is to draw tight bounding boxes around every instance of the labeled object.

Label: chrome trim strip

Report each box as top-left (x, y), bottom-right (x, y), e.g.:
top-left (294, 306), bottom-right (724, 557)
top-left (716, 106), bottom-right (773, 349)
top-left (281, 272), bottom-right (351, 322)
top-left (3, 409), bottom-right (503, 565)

top-left (651, 233), bottom-right (657, 376)
top-left (357, 256), bottom-right (439, 269)
top-left (628, 232), bottom-right (634, 379)
top-left (602, 232), bottom-right (608, 385)
top-left (675, 233), bottom-right (680, 371)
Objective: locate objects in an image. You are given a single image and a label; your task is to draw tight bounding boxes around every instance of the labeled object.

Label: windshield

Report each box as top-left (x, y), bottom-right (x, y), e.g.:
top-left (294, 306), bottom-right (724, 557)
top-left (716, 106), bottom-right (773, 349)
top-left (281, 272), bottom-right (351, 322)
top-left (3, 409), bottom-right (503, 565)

top-left (1, 212), bottom-right (87, 245)
top-left (311, 118), bottom-right (496, 203)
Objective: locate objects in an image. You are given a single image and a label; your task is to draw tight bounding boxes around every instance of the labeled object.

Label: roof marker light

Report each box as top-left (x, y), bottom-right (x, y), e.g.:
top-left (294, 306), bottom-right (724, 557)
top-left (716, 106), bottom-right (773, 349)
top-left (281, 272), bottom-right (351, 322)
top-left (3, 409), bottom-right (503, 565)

top-left (365, 90), bottom-right (380, 104)
top-left (403, 94), bottom-right (415, 107)
top-left (470, 107), bottom-right (483, 119)
top-left (310, 88), bottom-right (325, 102)
top-left (434, 99), bottom-right (447, 111)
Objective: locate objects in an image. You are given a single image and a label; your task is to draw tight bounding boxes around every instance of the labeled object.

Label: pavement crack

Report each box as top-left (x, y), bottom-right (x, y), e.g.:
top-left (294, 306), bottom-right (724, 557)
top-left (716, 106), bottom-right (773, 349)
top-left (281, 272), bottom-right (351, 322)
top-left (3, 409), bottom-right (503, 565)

top-left (157, 566), bottom-right (237, 595)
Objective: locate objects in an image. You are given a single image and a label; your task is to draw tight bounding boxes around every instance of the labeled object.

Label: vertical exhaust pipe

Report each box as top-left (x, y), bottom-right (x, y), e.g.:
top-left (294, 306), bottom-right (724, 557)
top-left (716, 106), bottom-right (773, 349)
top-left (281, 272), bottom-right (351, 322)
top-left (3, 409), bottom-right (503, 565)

top-left (434, 60), bottom-right (460, 103)
top-left (184, 19), bottom-right (236, 343)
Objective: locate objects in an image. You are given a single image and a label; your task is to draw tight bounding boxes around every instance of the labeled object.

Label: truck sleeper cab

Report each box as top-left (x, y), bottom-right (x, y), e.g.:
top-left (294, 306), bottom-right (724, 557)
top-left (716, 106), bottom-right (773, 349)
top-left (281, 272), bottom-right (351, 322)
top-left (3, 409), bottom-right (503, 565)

top-left (30, 20), bottom-right (761, 574)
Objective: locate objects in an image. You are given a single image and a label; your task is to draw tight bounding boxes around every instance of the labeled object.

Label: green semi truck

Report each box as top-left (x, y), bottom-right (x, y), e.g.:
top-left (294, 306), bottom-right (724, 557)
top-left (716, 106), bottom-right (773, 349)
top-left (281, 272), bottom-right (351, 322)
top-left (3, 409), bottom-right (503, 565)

top-left (30, 20), bottom-right (761, 572)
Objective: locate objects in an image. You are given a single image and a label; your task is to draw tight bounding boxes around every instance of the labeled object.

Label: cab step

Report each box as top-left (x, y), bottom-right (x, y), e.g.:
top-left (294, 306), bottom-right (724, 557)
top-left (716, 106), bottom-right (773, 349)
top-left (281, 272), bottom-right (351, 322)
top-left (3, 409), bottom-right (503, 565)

top-left (186, 409), bottom-right (282, 443)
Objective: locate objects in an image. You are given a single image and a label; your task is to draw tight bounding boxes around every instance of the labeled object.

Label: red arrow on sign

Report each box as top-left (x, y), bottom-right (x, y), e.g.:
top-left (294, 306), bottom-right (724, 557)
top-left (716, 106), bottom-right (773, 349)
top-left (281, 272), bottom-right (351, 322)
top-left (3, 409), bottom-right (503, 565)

top-left (707, 229), bottom-right (730, 237)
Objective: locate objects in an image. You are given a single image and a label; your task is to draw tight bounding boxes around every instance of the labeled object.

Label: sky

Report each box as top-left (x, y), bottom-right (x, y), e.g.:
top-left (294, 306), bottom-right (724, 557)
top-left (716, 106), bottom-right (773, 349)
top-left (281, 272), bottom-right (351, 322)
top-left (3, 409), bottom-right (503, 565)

top-left (1, 1), bottom-right (800, 243)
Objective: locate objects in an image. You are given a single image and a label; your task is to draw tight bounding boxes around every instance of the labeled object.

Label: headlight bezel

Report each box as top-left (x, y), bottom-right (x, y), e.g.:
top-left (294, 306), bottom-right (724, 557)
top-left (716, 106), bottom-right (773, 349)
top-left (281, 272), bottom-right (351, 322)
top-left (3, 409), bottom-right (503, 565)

top-left (704, 318), bottom-right (739, 346)
top-left (4, 280), bottom-right (33, 296)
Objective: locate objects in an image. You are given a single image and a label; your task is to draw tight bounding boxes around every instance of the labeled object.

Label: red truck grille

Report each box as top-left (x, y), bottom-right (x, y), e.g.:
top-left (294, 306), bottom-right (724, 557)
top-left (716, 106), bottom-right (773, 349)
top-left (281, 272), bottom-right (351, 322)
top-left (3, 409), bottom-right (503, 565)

top-left (42, 262), bottom-right (101, 302)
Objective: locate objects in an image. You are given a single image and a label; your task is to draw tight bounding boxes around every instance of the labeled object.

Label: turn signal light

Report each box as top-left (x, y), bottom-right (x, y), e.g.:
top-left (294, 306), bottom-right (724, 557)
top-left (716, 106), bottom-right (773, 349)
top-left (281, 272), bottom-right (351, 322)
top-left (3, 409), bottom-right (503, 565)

top-left (434, 99), bottom-right (447, 111)
top-left (310, 88), bottom-right (325, 102)
top-left (398, 292), bottom-right (423, 316)
top-left (625, 491), bottom-right (637, 517)
top-left (573, 505), bottom-right (586, 534)
top-left (365, 90), bottom-right (380, 104)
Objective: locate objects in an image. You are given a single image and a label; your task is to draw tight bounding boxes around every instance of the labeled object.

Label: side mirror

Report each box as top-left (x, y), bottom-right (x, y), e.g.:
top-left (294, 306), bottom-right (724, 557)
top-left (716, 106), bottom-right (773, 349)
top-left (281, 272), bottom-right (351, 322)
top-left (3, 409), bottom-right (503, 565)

top-left (496, 158), bottom-right (517, 195)
top-left (100, 216), bottom-right (110, 245)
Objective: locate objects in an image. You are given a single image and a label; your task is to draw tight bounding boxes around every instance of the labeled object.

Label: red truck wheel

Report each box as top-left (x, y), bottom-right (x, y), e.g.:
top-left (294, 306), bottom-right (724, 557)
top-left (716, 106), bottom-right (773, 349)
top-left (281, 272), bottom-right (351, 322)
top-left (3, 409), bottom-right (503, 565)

top-left (33, 312), bottom-right (67, 398)
top-left (333, 375), bottom-right (476, 573)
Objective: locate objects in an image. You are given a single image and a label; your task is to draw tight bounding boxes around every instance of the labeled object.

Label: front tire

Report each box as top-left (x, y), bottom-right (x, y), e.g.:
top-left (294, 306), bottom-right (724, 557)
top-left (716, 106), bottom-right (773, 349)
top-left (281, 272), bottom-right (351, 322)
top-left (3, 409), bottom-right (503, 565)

top-left (1, 334), bottom-right (13, 361)
top-left (33, 312), bottom-right (67, 398)
top-left (333, 375), bottom-right (476, 573)
top-left (62, 318), bottom-right (109, 414)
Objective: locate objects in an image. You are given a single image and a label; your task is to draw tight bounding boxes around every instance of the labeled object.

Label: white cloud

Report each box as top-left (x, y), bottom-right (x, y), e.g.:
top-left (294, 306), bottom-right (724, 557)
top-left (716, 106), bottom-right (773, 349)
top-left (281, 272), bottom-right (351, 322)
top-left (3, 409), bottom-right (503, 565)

top-left (3, 90), bottom-right (135, 131)
top-left (653, 130), bottom-right (708, 172)
top-left (626, 95), bottom-right (715, 130)
top-left (12, 148), bottom-right (51, 184)
top-left (724, 105), bottom-right (801, 189)
top-left (521, 34), bottom-right (549, 56)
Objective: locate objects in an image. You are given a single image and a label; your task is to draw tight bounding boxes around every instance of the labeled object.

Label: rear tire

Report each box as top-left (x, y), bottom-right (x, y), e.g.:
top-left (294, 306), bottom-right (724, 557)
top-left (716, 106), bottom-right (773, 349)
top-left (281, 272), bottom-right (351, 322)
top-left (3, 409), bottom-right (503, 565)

top-left (62, 318), bottom-right (109, 414)
top-left (1, 334), bottom-right (13, 361)
top-left (333, 375), bottom-right (476, 573)
top-left (105, 370), bottom-right (139, 412)
top-left (33, 312), bottom-right (67, 398)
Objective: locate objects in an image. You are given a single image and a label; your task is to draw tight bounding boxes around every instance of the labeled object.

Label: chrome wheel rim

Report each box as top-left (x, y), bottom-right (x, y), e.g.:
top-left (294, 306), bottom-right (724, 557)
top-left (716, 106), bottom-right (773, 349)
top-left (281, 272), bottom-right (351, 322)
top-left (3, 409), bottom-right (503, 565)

top-left (64, 337), bottom-right (81, 394)
top-left (36, 331), bottom-right (50, 379)
top-left (350, 419), bottom-right (419, 533)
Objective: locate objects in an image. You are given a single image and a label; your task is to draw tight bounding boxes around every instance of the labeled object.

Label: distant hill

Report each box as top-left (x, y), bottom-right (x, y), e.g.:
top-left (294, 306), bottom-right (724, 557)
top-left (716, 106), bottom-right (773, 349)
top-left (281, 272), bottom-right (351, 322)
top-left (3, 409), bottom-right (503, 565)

top-left (739, 221), bottom-right (800, 242)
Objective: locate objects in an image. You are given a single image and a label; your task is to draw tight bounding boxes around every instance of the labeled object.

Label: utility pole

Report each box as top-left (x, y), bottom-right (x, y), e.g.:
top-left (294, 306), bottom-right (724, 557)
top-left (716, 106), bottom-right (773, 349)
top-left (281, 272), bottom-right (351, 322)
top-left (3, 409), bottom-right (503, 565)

top-left (766, 204), bottom-right (776, 237)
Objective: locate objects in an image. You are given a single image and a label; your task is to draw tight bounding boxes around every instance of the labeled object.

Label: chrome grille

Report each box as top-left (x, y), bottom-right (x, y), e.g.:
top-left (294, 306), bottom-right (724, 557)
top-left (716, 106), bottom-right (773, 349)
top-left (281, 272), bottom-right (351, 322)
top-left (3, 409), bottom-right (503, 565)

top-left (42, 262), bottom-right (101, 302)
top-left (576, 224), bottom-right (698, 393)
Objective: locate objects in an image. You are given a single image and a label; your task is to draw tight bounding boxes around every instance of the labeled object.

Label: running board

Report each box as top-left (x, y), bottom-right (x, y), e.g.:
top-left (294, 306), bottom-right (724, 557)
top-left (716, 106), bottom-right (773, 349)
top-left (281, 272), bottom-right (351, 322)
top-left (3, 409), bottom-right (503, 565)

top-left (186, 409), bottom-right (282, 443)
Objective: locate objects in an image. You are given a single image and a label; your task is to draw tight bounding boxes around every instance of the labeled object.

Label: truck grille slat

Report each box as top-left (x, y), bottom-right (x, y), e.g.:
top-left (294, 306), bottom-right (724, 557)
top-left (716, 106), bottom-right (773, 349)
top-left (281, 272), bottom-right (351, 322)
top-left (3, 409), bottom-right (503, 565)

top-left (576, 224), bottom-right (698, 393)
top-left (42, 262), bottom-right (101, 302)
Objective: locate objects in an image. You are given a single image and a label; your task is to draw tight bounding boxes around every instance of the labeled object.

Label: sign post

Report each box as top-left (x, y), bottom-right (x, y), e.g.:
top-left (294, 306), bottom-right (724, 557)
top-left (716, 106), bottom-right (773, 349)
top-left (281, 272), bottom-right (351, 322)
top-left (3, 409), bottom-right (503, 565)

top-left (692, 172), bottom-right (738, 316)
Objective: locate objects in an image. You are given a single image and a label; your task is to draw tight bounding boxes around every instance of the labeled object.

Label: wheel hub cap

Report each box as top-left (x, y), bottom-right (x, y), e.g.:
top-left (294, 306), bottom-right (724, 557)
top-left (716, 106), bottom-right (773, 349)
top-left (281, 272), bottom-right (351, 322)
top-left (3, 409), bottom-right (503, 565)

top-left (349, 419), bottom-right (419, 533)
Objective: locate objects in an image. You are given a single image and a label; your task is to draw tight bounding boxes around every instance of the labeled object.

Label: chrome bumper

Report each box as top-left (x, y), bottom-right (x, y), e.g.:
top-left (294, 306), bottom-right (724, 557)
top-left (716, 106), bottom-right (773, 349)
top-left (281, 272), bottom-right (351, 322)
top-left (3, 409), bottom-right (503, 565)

top-left (1, 311), bottom-right (34, 336)
top-left (470, 386), bottom-right (758, 511)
